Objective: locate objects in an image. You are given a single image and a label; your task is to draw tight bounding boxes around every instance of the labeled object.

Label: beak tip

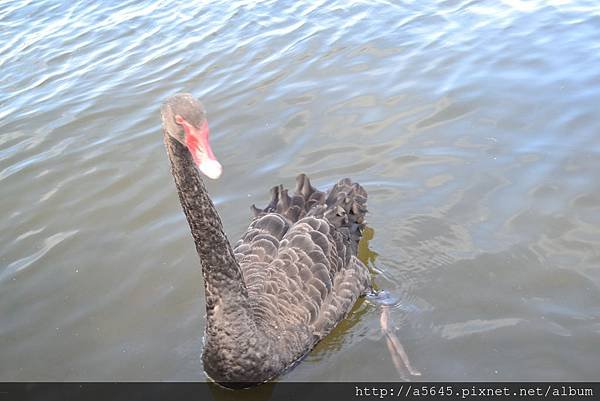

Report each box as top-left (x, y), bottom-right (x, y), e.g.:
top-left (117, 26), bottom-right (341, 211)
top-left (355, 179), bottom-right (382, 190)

top-left (199, 158), bottom-right (223, 180)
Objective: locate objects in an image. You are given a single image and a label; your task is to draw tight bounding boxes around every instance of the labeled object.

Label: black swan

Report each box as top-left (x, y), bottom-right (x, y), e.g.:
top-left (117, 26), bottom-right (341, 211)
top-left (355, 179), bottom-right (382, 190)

top-left (161, 93), bottom-right (372, 386)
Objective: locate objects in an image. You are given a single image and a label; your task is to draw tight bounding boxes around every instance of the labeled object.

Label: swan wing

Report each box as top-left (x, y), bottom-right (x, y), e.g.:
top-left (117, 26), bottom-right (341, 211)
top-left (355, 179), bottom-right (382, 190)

top-left (232, 174), bottom-right (370, 353)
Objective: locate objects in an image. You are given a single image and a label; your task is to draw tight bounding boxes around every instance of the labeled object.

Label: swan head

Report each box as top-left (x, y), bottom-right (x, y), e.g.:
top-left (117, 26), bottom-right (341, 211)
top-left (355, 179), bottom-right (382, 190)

top-left (161, 93), bottom-right (223, 180)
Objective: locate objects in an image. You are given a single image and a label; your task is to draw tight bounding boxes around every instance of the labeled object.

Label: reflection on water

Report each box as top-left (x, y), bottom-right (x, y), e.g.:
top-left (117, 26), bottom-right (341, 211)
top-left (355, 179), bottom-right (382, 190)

top-left (358, 226), bottom-right (379, 269)
top-left (1, 0), bottom-right (600, 382)
top-left (360, 226), bottom-right (421, 380)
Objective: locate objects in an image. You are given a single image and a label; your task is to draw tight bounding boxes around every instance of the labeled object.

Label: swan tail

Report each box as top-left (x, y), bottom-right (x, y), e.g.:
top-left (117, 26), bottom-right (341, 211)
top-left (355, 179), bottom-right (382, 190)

top-left (251, 174), bottom-right (368, 251)
top-left (321, 176), bottom-right (368, 253)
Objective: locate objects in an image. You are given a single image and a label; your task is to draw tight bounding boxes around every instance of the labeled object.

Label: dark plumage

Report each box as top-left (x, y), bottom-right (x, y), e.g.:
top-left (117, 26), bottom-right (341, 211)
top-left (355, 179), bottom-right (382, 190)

top-left (161, 93), bottom-right (371, 387)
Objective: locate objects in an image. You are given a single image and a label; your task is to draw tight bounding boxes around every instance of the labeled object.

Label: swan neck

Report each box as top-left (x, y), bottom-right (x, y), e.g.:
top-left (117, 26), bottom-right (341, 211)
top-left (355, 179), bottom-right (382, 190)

top-left (163, 133), bottom-right (247, 300)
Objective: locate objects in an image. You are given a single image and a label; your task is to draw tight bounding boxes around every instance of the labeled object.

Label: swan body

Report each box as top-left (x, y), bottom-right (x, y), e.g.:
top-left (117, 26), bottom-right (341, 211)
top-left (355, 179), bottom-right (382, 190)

top-left (161, 93), bottom-right (371, 387)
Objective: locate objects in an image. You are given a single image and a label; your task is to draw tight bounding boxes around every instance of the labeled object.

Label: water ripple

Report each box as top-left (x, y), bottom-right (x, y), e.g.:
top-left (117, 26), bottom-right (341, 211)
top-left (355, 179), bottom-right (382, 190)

top-left (1, 230), bottom-right (78, 283)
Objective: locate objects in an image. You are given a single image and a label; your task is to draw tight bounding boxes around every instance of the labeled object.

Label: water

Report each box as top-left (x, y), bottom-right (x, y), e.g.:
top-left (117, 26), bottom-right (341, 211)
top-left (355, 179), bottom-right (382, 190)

top-left (1, 0), bottom-right (600, 382)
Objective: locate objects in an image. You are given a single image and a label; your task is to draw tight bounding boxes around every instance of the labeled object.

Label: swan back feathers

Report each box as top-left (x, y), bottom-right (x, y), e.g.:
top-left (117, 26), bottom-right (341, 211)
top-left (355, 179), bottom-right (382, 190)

top-left (230, 174), bottom-right (371, 373)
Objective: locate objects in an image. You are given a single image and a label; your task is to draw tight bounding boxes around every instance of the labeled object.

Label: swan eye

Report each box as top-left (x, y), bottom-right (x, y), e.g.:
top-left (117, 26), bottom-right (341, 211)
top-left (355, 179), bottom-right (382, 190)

top-left (175, 115), bottom-right (185, 125)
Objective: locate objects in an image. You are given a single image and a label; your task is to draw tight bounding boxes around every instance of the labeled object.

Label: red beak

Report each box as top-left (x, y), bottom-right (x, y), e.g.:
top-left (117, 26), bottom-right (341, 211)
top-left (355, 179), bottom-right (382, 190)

top-left (180, 118), bottom-right (222, 179)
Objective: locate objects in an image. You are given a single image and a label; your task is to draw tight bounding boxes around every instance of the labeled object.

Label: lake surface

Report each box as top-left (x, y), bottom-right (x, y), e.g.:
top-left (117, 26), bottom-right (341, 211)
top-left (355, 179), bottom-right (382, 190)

top-left (1, 0), bottom-right (600, 382)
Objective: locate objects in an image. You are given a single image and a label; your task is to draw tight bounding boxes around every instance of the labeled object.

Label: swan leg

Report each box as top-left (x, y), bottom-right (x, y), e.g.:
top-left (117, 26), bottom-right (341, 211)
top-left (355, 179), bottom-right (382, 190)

top-left (380, 306), bottom-right (422, 378)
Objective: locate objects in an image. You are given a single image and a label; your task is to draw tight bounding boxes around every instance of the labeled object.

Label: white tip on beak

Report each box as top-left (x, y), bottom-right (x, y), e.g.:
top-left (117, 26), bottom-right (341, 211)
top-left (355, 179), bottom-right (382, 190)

top-left (198, 158), bottom-right (223, 180)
